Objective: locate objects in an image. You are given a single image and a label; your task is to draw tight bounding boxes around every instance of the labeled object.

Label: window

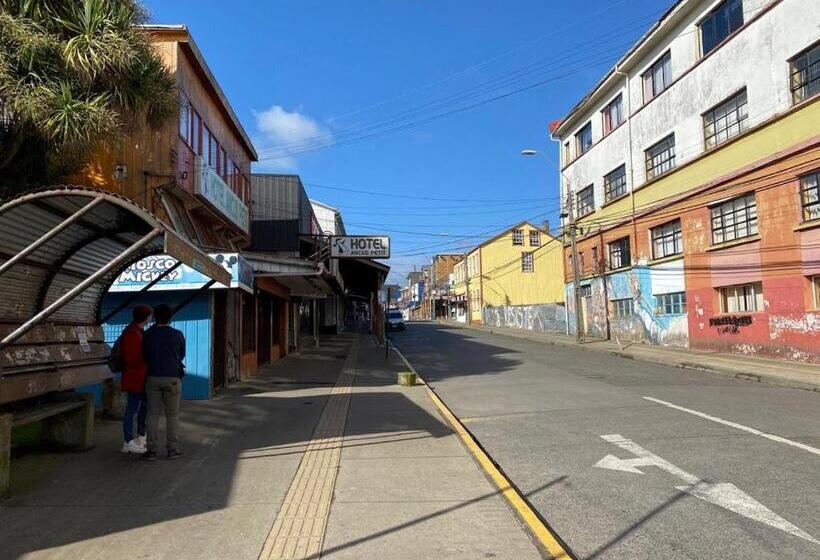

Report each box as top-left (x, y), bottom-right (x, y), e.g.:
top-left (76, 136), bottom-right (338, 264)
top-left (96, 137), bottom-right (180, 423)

top-left (801, 171), bottom-right (820, 221)
top-left (604, 164), bottom-right (627, 201)
top-left (645, 134), bottom-right (676, 180)
top-left (700, 0), bottom-right (743, 56)
top-left (529, 230), bottom-right (540, 246)
top-left (813, 276), bottom-right (820, 308)
top-left (602, 94), bottom-right (624, 135)
top-left (711, 193), bottom-right (757, 244)
top-left (512, 228), bottom-right (524, 245)
top-left (575, 122), bottom-right (593, 155)
top-left (591, 246), bottom-right (599, 269)
top-left (608, 237), bottom-right (631, 269)
top-left (580, 284), bottom-right (592, 298)
top-left (613, 298), bottom-right (634, 318)
top-left (579, 251), bottom-right (585, 274)
top-left (651, 220), bottom-right (683, 259)
top-left (657, 292), bottom-right (686, 315)
top-left (209, 134), bottom-right (219, 170)
top-left (703, 89), bottom-right (748, 149)
top-left (790, 42), bottom-right (820, 104)
top-left (576, 185), bottom-right (594, 217)
top-left (720, 282), bottom-right (763, 313)
top-left (521, 252), bottom-right (534, 273)
top-left (202, 126), bottom-right (212, 167)
top-left (643, 51), bottom-right (672, 102)
top-left (179, 92), bottom-right (190, 145)
top-left (190, 109), bottom-right (201, 155)
top-left (220, 147), bottom-right (227, 180)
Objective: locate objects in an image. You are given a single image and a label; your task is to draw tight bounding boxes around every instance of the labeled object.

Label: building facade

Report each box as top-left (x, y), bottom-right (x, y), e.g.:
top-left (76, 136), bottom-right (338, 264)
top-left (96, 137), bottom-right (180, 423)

top-left (552, 0), bottom-right (820, 361)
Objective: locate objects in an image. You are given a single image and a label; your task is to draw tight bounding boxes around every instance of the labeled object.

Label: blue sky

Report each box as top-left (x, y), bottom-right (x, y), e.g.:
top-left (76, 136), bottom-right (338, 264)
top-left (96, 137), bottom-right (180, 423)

top-left (144, 0), bottom-right (671, 284)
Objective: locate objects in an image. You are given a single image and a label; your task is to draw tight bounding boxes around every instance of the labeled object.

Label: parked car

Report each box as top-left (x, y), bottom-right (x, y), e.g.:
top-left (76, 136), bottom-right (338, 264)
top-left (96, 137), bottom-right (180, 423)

top-left (386, 309), bottom-right (406, 331)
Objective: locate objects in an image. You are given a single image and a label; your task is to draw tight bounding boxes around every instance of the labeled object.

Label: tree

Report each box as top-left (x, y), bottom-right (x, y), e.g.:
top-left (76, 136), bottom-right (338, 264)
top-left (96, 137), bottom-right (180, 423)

top-left (0, 0), bottom-right (176, 194)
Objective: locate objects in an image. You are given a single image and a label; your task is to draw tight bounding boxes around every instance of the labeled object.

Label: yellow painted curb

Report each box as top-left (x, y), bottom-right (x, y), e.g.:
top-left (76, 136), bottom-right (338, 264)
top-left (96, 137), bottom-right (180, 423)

top-left (391, 346), bottom-right (572, 560)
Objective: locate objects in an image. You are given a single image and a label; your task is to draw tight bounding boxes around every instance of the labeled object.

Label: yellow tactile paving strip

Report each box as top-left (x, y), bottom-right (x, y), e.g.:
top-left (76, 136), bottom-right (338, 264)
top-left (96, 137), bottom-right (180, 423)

top-left (258, 340), bottom-right (359, 560)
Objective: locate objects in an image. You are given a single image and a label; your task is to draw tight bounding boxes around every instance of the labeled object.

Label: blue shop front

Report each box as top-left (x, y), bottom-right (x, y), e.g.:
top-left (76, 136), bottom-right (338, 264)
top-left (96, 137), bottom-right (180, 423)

top-left (103, 253), bottom-right (254, 400)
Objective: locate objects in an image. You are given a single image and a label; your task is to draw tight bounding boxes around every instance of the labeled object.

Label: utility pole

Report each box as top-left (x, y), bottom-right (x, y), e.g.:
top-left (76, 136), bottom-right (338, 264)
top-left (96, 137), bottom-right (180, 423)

top-left (464, 253), bottom-right (471, 325)
top-left (385, 285), bottom-right (389, 359)
top-left (567, 192), bottom-right (585, 343)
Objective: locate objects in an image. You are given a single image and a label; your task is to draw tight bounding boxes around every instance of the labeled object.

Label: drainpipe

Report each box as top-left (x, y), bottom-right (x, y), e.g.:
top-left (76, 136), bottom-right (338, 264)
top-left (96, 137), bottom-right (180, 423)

top-left (614, 65), bottom-right (639, 255)
top-left (548, 135), bottom-right (571, 336)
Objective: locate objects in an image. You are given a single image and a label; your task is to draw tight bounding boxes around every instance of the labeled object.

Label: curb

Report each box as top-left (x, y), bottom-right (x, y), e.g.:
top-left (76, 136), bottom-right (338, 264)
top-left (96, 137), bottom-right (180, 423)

top-left (436, 320), bottom-right (820, 392)
top-left (392, 343), bottom-right (575, 560)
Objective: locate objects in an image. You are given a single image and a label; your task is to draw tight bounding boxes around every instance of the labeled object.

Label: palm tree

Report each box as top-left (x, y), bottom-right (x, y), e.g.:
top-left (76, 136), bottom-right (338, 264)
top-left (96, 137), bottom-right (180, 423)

top-left (0, 0), bottom-right (176, 193)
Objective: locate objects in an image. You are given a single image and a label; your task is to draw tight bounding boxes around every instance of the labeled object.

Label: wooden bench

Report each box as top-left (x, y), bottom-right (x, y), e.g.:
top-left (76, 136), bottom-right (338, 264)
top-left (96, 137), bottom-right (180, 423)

top-left (1, 393), bottom-right (94, 500)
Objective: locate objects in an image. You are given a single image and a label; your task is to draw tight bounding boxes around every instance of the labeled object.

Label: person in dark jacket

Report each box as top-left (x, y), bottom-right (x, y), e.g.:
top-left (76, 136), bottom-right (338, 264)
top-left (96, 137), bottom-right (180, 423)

top-left (141, 304), bottom-right (186, 461)
top-left (120, 305), bottom-right (152, 454)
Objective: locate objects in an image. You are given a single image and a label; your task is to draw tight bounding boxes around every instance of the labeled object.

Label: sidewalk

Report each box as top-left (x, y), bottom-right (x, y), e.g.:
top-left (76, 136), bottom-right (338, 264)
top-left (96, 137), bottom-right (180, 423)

top-left (439, 320), bottom-right (820, 392)
top-left (0, 334), bottom-right (542, 560)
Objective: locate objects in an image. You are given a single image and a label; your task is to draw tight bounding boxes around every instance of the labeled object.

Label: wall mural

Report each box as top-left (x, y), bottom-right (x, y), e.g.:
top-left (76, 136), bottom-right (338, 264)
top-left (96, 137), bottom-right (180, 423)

top-left (483, 303), bottom-right (567, 333)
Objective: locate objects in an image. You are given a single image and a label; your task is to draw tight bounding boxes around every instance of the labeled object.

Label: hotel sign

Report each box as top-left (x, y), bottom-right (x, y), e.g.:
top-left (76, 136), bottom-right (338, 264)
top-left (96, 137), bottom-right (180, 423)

top-left (330, 236), bottom-right (390, 259)
top-left (194, 159), bottom-right (249, 233)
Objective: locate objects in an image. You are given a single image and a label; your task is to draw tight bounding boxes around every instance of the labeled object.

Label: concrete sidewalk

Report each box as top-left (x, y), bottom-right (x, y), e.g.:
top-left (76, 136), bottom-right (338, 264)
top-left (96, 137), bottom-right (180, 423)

top-left (438, 320), bottom-right (820, 392)
top-left (0, 334), bottom-right (541, 560)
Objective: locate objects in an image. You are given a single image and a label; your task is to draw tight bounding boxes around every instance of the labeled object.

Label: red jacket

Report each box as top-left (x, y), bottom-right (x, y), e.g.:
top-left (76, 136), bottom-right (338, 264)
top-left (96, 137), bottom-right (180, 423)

top-left (120, 323), bottom-right (148, 393)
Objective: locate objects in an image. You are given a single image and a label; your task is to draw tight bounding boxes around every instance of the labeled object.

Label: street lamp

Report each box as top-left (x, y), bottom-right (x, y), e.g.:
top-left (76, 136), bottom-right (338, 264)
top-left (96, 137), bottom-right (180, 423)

top-left (520, 147), bottom-right (584, 343)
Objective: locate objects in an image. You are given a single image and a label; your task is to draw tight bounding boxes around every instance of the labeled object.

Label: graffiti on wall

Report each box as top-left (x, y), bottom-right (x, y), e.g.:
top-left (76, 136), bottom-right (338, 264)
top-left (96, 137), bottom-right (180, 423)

top-left (709, 315), bottom-right (753, 334)
top-left (483, 303), bottom-right (567, 333)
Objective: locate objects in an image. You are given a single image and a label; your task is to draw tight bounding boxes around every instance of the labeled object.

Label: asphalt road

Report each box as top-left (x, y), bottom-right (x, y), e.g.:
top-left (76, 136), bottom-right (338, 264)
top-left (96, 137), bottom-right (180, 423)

top-left (390, 322), bottom-right (820, 560)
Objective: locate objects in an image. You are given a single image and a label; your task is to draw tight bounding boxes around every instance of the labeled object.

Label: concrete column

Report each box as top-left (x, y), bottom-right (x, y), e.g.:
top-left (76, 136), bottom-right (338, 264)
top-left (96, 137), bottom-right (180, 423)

top-left (43, 394), bottom-right (94, 451)
top-left (0, 413), bottom-right (11, 500)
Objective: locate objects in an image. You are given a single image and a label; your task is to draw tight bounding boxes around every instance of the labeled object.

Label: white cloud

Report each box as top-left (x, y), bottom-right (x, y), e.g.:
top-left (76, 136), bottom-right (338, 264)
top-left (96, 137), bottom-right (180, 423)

top-left (253, 105), bottom-right (331, 172)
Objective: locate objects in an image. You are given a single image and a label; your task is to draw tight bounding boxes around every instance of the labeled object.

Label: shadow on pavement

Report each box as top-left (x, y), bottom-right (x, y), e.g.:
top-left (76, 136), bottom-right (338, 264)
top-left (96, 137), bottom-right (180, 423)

top-left (0, 334), bottom-right (452, 560)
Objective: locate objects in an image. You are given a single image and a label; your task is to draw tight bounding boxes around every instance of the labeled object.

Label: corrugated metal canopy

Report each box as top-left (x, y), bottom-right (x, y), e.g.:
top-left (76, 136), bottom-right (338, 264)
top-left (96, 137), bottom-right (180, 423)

top-left (0, 187), bottom-right (231, 337)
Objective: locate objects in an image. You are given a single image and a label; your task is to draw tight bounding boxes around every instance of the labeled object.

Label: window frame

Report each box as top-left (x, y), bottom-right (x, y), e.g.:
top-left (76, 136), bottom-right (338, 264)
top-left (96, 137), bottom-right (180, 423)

top-left (800, 171), bottom-right (820, 222)
top-left (651, 219), bottom-right (683, 259)
top-left (190, 108), bottom-right (202, 156)
top-left (789, 41), bottom-right (820, 105)
top-left (521, 252), bottom-right (534, 273)
top-left (703, 88), bottom-right (749, 150)
top-left (613, 298), bottom-right (634, 318)
top-left (699, 0), bottom-right (744, 57)
top-left (813, 276), bottom-right (820, 309)
top-left (178, 91), bottom-right (191, 146)
top-left (710, 192), bottom-right (758, 245)
top-left (575, 121), bottom-right (593, 156)
top-left (645, 133), bottom-right (676, 181)
top-left (604, 164), bottom-right (627, 202)
top-left (608, 237), bottom-right (631, 270)
top-left (642, 51), bottom-right (672, 103)
top-left (602, 93), bottom-right (624, 135)
top-left (656, 291), bottom-right (687, 315)
top-left (529, 230), bottom-right (541, 246)
top-left (719, 282), bottom-right (763, 313)
top-left (576, 184), bottom-right (595, 217)
top-left (512, 228), bottom-right (524, 245)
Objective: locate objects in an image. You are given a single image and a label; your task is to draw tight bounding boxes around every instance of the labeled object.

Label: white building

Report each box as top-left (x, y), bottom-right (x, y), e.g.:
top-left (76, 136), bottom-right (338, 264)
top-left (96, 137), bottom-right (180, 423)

top-left (552, 0), bottom-right (819, 217)
top-left (310, 199), bottom-right (346, 236)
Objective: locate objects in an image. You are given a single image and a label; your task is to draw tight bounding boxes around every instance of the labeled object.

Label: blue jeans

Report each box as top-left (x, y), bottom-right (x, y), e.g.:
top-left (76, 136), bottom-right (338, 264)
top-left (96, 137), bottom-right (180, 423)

top-left (123, 392), bottom-right (146, 442)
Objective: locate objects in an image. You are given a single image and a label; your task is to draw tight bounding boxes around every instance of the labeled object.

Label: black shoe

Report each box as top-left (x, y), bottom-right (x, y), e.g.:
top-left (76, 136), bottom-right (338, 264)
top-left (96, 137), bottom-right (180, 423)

top-left (139, 451), bottom-right (158, 461)
top-left (166, 450), bottom-right (183, 460)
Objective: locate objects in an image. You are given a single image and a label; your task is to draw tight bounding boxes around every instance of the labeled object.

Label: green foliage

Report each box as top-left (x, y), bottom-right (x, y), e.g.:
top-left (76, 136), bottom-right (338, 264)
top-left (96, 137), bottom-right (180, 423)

top-left (0, 0), bottom-right (176, 191)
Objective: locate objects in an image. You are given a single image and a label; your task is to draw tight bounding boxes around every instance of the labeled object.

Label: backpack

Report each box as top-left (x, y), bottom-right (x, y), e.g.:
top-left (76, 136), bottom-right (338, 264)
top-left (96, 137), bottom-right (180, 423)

top-left (108, 332), bottom-right (125, 373)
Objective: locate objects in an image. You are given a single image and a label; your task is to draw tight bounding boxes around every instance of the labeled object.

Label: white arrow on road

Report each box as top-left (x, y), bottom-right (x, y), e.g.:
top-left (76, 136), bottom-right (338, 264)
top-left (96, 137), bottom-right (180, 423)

top-left (594, 434), bottom-right (819, 546)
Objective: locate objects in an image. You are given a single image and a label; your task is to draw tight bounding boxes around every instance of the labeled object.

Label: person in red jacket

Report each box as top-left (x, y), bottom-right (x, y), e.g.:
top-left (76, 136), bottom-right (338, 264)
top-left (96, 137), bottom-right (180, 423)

top-left (120, 305), bottom-right (152, 454)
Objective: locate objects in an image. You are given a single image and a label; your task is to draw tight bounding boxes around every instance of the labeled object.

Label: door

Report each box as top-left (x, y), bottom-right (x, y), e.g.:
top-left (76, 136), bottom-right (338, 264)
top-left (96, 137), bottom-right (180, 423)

top-left (212, 291), bottom-right (227, 390)
top-left (257, 294), bottom-right (272, 366)
top-left (579, 284), bottom-right (592, 336)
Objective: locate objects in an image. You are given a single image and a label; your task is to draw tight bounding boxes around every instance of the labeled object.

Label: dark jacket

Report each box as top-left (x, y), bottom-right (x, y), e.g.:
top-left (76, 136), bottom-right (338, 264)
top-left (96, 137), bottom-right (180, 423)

top-left (143, 324), bottom-right (186, 378)
top-left (120, 323), bottom-right (148, 392)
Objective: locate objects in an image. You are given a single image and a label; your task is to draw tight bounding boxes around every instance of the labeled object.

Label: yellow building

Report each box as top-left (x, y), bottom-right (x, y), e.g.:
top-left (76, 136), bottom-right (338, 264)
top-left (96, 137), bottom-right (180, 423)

top-left (466, 222), bottom-right (565, 324)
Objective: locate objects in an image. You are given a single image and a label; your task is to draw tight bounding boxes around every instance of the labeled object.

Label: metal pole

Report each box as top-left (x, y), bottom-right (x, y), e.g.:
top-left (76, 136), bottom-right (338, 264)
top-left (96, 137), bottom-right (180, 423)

top-left (0, 197), bottom-right (104, 278)
top-left (313, 298), bottom-right (319, 348)
top-left (385, 286), bottom-right (389, 359)
top-left (1, 228), bottom-right (163, 348)
top-left (100, 261), bottom-right (183, 324)
top-left (567, 193), bottom-right (585, 343)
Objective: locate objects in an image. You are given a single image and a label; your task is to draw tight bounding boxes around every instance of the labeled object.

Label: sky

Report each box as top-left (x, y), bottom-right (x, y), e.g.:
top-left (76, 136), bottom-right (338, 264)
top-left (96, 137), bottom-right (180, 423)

top-left (143, 0), bottom-right (672, 284)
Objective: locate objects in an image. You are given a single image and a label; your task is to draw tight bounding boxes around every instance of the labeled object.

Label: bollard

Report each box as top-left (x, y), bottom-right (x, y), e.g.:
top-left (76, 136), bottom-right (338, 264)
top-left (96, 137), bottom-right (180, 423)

top-left (397, 372), bottom-right (417, 386)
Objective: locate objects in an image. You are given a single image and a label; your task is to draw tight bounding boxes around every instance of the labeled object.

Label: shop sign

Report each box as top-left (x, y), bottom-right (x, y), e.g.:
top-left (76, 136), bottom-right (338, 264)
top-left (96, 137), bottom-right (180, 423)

top-left (194, 159), bottom-right (249, 233)
top-left (330, 235), bottom-right (390, 259)
top-left (109, 252), bottom-right (254, 294)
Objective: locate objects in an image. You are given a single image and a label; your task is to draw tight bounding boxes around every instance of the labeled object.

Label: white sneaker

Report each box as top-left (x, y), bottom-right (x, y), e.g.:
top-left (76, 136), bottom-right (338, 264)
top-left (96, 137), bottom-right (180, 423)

top-left (124, 439), bottom-right (147, 454)
top-left (120, 442), bottom-right (131, 454)
top-left (135, 435), bottom-right (147, 447)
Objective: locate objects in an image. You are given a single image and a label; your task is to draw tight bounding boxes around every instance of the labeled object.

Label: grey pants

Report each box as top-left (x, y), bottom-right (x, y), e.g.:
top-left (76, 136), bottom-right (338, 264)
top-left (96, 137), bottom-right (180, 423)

top-left (145, 377), bottom-right (181, 453)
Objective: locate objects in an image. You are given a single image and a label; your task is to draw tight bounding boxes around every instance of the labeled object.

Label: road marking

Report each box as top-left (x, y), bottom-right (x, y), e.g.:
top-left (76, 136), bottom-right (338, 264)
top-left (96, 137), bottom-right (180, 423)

top-left (595, 434), bottom-right (820, 545)
top-left (642, 396), bottom-right (820, 457)
top-left (391, 345), bottom-right (572, 560)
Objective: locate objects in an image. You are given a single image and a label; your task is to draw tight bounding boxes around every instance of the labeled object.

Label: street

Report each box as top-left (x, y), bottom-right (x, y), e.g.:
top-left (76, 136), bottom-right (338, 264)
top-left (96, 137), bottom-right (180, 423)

top-left (391, 322), bottom-right (820, 560)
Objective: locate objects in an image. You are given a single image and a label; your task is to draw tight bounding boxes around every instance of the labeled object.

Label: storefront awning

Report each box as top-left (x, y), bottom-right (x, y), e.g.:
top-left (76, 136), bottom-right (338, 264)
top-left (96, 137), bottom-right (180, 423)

top-left (0, 187), bottom-right (231, 348)
top-left (243, 252), bottom-right (336, 299)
